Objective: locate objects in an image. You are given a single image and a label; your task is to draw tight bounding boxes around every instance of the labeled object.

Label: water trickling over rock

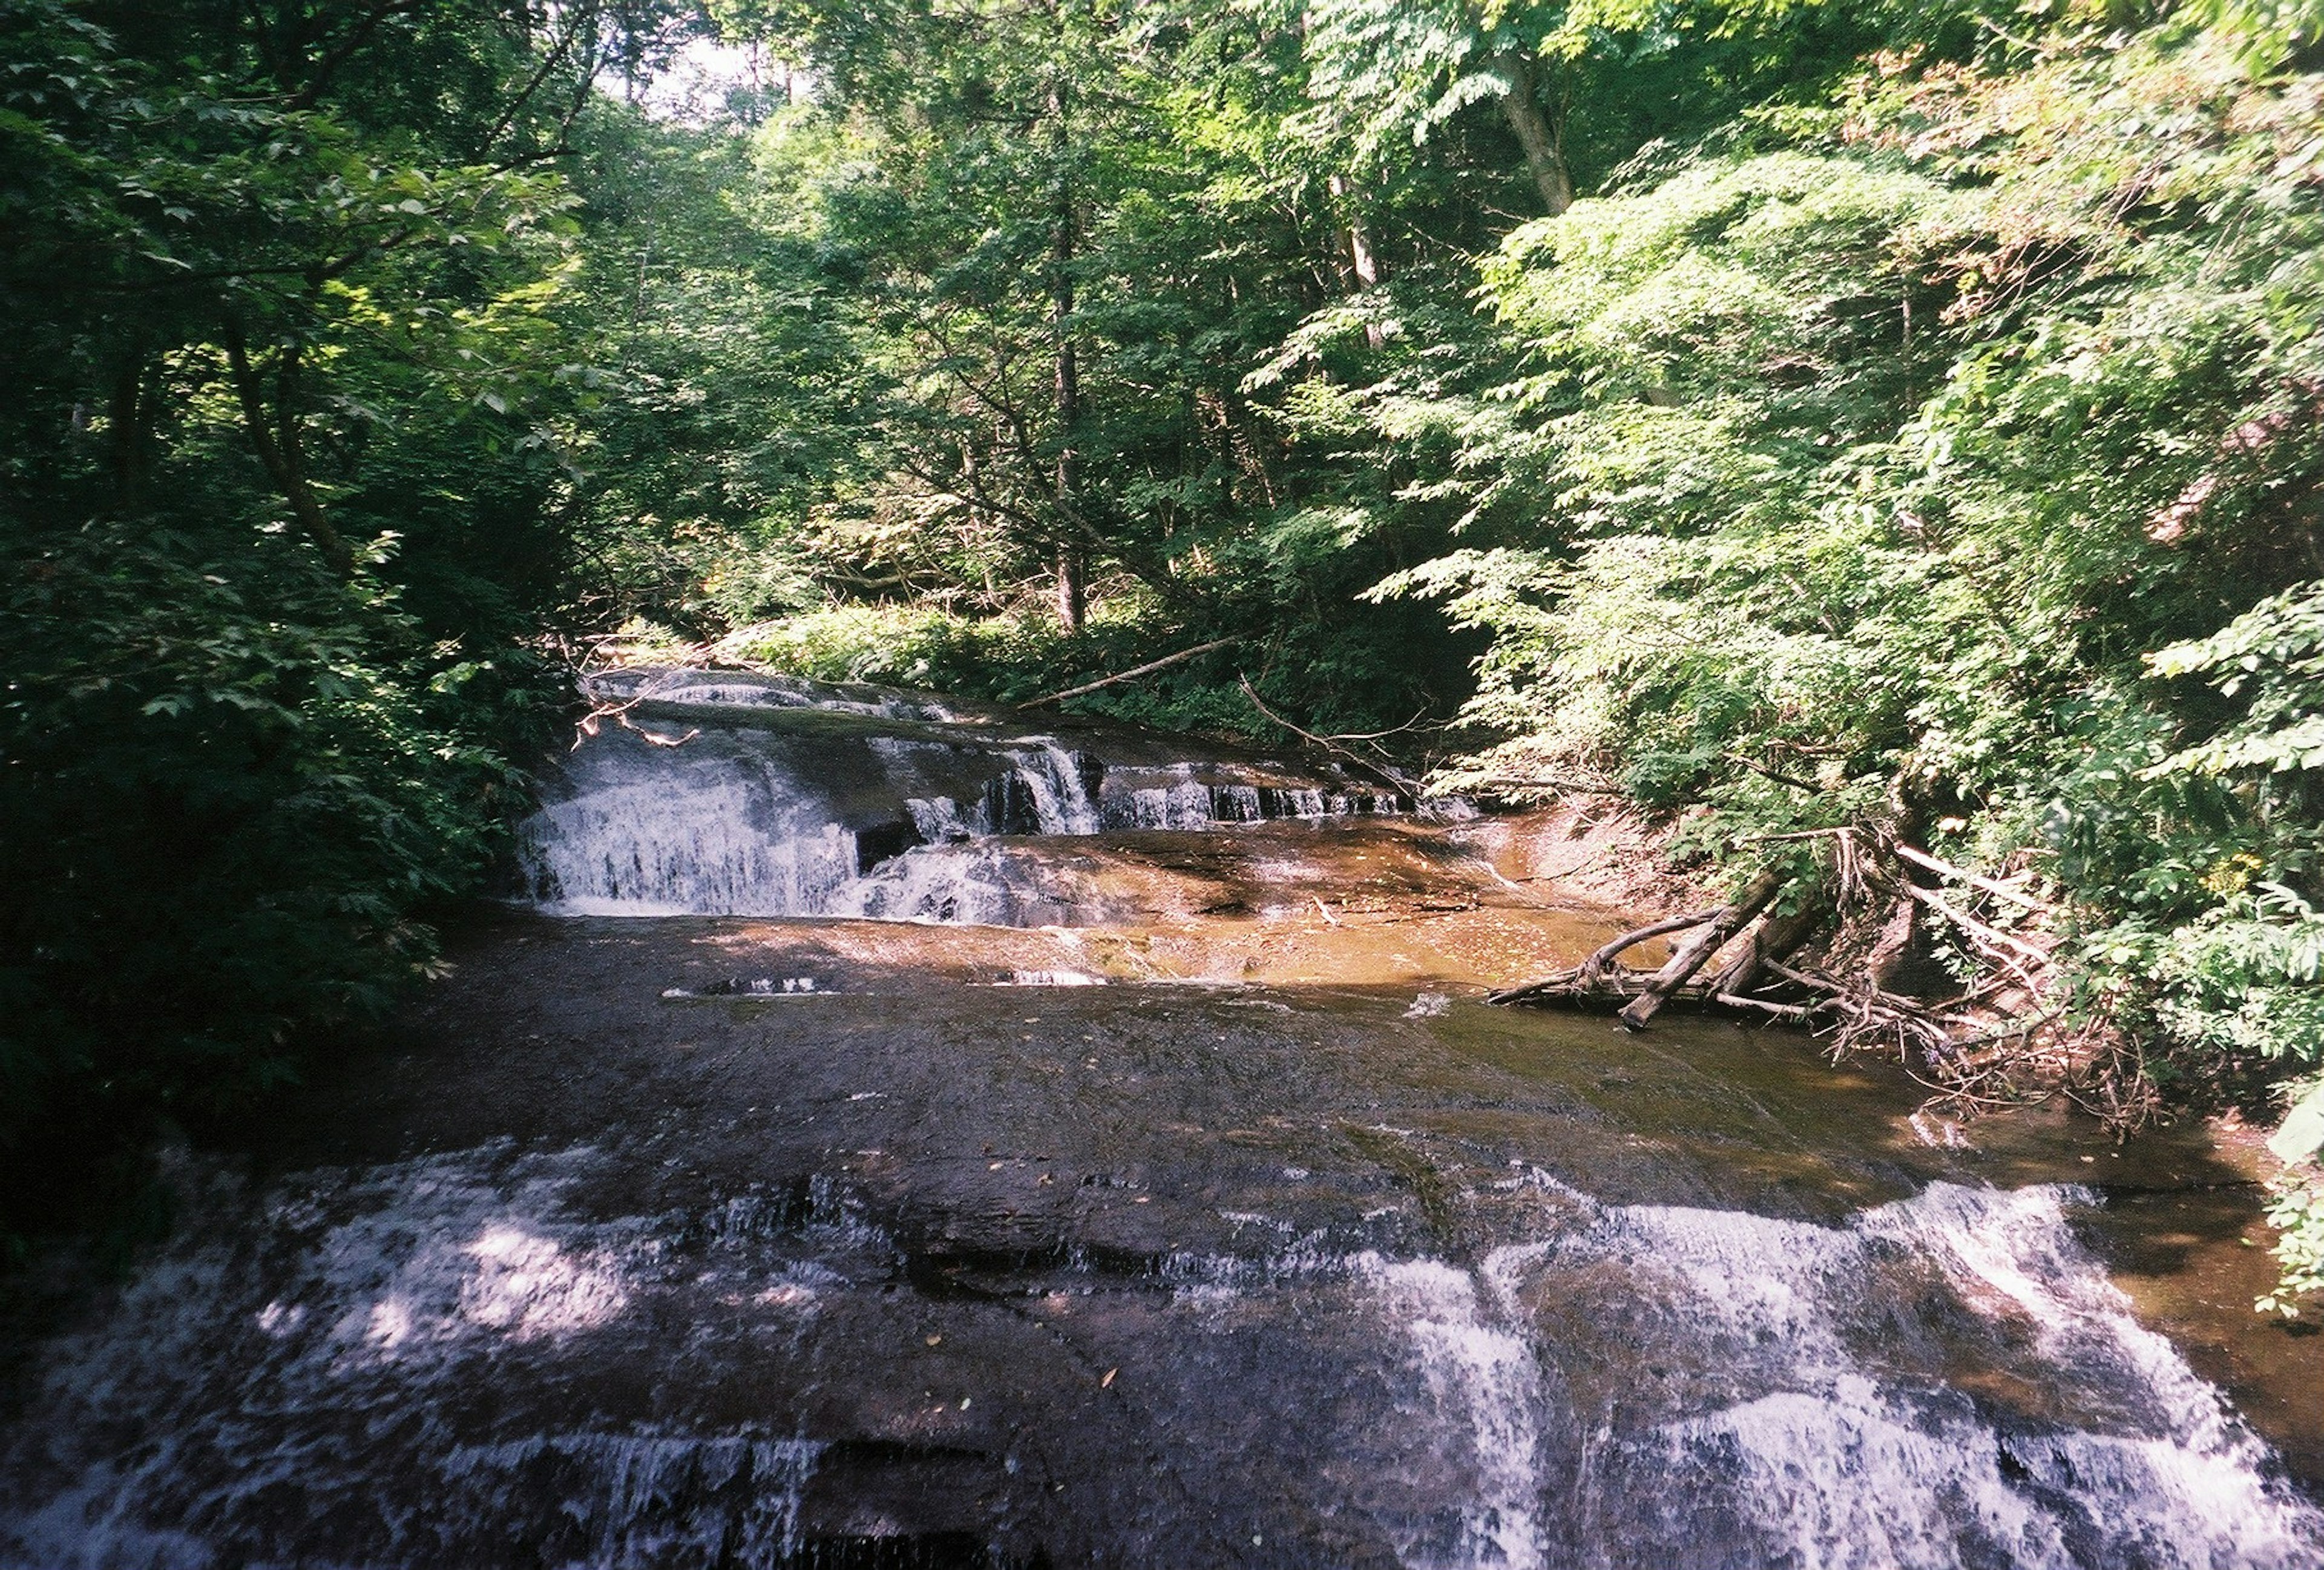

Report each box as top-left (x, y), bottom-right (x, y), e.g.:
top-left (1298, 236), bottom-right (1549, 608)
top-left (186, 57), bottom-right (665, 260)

top-left (5, 675), bottom-right (2317, 1569)
top-left (514, 669), bottom-right (1405, 922)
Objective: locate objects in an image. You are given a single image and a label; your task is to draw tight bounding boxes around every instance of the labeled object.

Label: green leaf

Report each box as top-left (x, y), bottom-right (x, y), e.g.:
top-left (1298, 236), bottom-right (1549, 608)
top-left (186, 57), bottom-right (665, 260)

top-left (2270, 1089), bottom-right (2324, 1166)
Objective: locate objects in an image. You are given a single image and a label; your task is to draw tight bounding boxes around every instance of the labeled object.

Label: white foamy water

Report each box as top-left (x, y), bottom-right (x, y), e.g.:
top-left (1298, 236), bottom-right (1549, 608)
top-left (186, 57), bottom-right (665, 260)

top-left (520, 774), bottom-right (860, 916)
top-left (1108, 770), bottom-right (1378, 830)
top-left (7, 1132), bottom-right (2314, 1570)
top-left (1121, 1180), bottom-right (2323, 1570)
top-left (440, 1433), bottom-right (824, 1568)
top-left (0, 1148), bottom-right (884, 1570)
top-left (1474, 1180), bottom-right (2324, 1570)
top-left (515, 677), bottom-right (1400, 921)
top-left (1008, 738), bottom-right (1103, 835)
top-left (1362, 1256), bottom-right (1549, 1570)
top-left (520, 770), bottom-right (1072, 923)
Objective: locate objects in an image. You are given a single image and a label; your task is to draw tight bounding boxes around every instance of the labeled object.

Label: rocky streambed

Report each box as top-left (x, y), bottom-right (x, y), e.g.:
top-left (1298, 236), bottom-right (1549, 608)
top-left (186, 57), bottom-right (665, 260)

top-left (2, 673), bottom-right (2318, 1569)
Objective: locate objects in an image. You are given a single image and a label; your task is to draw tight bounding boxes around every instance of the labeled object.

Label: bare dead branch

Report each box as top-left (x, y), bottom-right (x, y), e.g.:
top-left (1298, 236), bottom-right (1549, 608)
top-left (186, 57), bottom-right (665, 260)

top-left (1892, 842), bottom-right (2055, 912)
top-left (1023, 637), bottom-right (1241, 706)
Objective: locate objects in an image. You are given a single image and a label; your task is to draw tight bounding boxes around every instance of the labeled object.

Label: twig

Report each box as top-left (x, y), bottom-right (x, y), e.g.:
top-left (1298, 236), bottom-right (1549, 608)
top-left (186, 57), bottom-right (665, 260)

top-left (1499, 845), bottom-right (1608, 882)
top-left (1760, 956), bottom-right (1847, 997)
top-left (1902, 1061), bottom-right (2051, 1111)
top-left (1726, 753), bottom-right (1821, 793)
top-left (573, 692), bottom-right (649, 749)
top-left (1484, 906), bottom-right (1725, 1003)
top-left (1902, 883), bottom-right (2052, 965)
top-left (1942, 1010), bottom-right (2063, 1052)
top-left (1471, 775), bottom-right (1629, 797)
top-left (1713, 993), bottom-right (1820, 1018)
top-left (1892, 843), bottom-right (2054, 913)
top-left (1237, 676), bottom-right (1414, 802)
top-left (1324, 706), bottom-right (1434, 743)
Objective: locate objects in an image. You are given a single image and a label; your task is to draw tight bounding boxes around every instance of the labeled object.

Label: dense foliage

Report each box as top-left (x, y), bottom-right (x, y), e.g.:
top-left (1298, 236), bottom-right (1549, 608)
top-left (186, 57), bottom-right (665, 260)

top-left (0, 0), bottom-right (674, 1237)
top-left (1354, 22), bottom-right (2324, 1307)
top-left (4, 0), bottom-right (2319, 1305)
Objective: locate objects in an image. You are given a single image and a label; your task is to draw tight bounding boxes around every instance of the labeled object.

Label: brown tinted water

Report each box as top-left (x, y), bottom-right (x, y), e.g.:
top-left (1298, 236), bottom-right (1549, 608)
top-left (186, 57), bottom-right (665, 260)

top-left (2, 678), bottom-right (2317, 1568)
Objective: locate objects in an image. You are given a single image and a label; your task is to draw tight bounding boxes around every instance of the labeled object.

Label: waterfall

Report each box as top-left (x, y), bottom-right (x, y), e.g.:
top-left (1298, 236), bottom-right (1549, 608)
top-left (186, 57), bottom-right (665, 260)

top-left (18, 670), bottom-right (2310, 1569)
top-left (1469, 1179), bottom-right (2324, 1570)
top-left (436, 1435), bottom-right (824, 1568)
top-left (520, 775), bottom-right (861, 918)
top-left (1364, 1256), bottom-right (1550, 1570)
top-left (513, 671), bottom-right (1408, 922)
top-left (5, 1148), bottom-right (2319, 1569)
top-left (1010, 739), bottom-right (1103, 835)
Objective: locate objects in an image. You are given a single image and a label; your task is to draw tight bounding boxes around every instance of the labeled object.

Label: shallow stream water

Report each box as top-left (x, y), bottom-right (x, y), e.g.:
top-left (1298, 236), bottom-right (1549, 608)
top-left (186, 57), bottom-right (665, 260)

top-left (2, 672), bottom-right (2317, 1568)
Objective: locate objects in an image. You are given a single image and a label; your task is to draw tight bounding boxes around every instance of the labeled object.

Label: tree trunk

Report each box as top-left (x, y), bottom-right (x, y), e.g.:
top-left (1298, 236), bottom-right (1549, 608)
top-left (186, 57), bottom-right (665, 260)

top-left (106, 355), bottom-right (149, 514)
top-left (222, 323), bottom-right (353, 573)
top-left (1049, 76), bottom-right (1085, 632)
top-left (1327, 173), bottom-right (1385, 347)
top-left (1489, 50), bottom-right (1573, 217)
top-left (1056, 546), bottom-right (1086, 630)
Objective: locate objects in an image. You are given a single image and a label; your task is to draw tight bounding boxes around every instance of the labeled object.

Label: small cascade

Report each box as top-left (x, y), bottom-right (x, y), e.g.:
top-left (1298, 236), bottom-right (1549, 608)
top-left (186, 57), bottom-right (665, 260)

top-left (519, 776), bottom-right (859, 917)
top-left (1005, 740), bottom-right (1104, 835)
top-left (514, 669), bottom-right (1409, 922)
top-left (0, 1149), bottom-right (898, 1570)
top-left (1362, 1257), bottom-right (1549, 1570)
top-left (1464, 1178), bottom-right (2324, 1570)
top-left (845, 841), bottom-right (1069, 927)
top-left (5, 1130), bottom-right (2320, 1567)
top-left (1101, 770), bottom-right (1395, 830)
top-left (438, 1434), bottom-right (823, 1568)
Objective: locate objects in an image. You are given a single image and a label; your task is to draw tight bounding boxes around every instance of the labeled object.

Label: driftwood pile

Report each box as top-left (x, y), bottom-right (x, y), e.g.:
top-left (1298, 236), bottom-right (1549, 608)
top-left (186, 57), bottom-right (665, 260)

top-left (1488, 827), bottom-right (2114, 1117)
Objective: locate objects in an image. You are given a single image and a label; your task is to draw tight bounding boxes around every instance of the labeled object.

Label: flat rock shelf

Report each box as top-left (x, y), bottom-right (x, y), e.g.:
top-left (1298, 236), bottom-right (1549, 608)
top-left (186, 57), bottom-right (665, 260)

top-left (3, 675), bottom-right (2319, 1570)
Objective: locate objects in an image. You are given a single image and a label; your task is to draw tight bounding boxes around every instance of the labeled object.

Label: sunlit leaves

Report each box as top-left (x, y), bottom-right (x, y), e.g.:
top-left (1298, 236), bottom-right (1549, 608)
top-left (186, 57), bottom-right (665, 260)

top-left (1371, 19), bottom-right (2324, 1281)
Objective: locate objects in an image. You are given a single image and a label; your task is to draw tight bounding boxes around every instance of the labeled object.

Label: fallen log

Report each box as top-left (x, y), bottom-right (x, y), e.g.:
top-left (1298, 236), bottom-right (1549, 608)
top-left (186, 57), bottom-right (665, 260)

top-left (1704, 907), bottom-right (1820, 998)
top-left (1576, 906), bottom-right (1725, 988)
top-left (1495, 968), bottom-right (1774, 1005)
top-left (1483, 905), bottom-right (1724, 1005)
top-left (1023, 637), bottom-right (1242, 707)
top-left (1480, 836), bottom-right (2075, 1116)
top-left (1619, 869), bottom-right (1787, 1031)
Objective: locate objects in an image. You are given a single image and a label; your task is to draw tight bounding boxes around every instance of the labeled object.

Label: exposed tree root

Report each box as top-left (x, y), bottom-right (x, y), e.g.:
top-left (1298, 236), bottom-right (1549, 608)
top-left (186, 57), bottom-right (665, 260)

top-left (1489, 827), bottom-right (2149, 1129)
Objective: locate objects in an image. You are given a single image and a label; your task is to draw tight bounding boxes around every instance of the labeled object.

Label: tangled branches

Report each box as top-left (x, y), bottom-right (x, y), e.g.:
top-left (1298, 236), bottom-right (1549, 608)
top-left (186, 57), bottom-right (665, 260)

top-left (1489, 827), bottom-right (2150, 1128)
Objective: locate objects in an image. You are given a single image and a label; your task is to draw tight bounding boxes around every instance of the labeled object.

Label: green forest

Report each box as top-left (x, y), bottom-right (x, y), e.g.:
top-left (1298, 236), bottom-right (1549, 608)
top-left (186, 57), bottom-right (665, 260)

top-left (2, 0), bottom-right (2320, 1311)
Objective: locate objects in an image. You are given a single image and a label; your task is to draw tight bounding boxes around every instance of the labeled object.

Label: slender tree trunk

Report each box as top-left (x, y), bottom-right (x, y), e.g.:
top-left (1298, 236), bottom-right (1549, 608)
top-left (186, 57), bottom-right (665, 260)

top-left (631, 215), bottom-right (655, 326)
top-left (1055, 545), bottom-right (1086, 628)
top-left (1049, 75), bottom-right (1086, 631)
top-left (1327, 173), bottom-right (1384, 347)
top-left (106, 355), bottom-right (148, 513)
top-left (222, 322), bottom-right (353, 573)
top-left (1489, 49), bottom-right (1573, 217)
top-left (1326, 174), bottom-right (1381, 287)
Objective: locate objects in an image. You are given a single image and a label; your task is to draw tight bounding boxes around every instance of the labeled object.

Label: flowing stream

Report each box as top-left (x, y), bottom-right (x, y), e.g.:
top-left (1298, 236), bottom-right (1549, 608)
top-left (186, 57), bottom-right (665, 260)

top-left (3, 671), bottom-right (2319, 1569)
